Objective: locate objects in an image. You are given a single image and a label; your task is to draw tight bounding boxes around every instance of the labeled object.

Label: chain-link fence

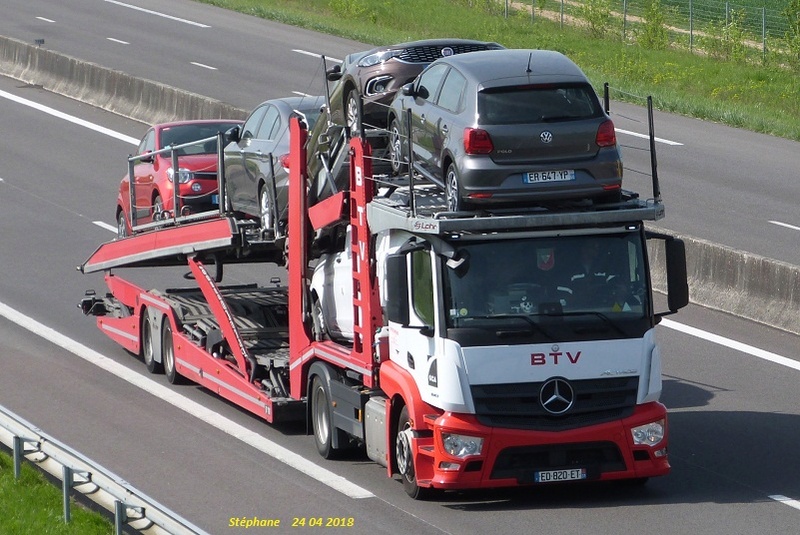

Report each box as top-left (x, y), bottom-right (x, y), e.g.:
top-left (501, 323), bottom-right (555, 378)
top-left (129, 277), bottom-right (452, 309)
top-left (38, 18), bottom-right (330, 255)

top-left (504, 0), bottom-right (799, 67)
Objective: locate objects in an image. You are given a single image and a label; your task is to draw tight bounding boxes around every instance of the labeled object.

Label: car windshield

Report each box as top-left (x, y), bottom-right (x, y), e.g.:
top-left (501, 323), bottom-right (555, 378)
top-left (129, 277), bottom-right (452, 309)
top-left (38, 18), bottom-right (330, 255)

top-left (443, 232), bottom-right (650, 342)
top-left (159, 123), bottom-right (241, 155)
top-left (478, 83), bottom-right (602, 125)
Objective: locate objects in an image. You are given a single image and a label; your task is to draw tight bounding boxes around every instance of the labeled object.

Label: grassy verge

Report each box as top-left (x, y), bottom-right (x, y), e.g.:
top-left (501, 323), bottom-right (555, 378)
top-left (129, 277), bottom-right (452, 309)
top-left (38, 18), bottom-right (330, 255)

top-left (0, 450), bottom-right (112, 535)
top-left (197, 0), bottom-right (800, 141)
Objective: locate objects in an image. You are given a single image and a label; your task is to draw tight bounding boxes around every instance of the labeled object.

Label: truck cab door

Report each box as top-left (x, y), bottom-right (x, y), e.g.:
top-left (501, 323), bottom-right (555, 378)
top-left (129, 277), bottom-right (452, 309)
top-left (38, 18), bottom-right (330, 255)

top-left (386, 248), bottom-right (440, 398)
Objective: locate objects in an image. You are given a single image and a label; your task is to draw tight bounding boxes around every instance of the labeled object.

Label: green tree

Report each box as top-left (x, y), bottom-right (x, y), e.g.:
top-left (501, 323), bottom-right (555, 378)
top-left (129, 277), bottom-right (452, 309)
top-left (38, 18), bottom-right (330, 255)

top-left (638, 0), bottom-right (669, 50)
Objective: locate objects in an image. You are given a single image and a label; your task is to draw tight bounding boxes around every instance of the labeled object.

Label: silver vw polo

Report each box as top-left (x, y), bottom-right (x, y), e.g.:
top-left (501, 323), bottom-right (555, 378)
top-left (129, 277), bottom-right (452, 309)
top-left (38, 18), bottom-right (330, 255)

top-left (386, 49), bottom-right (623, 211)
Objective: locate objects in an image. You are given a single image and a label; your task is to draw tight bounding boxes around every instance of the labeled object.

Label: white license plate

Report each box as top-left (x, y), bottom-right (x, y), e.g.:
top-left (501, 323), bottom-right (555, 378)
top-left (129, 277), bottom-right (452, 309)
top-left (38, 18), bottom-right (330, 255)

top-left (525, 170), bottom-right (575, 183)
top-left (534, 468), bottom-right (587, 483)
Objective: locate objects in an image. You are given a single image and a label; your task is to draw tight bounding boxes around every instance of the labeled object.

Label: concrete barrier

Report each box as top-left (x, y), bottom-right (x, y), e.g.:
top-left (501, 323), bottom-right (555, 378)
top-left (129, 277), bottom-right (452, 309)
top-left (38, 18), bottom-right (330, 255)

top-left (0, 35), bottom-right (247, 123)
top-left (649, 228), bottom-right (800, 335)
top-left (2, 34), bottom-right (799, 335)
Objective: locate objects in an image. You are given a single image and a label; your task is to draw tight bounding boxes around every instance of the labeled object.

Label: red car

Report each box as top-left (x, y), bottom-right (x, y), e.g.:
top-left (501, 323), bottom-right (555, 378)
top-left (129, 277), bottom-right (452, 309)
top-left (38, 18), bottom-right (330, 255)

top-left (116, 119), bottom-right (242, 238)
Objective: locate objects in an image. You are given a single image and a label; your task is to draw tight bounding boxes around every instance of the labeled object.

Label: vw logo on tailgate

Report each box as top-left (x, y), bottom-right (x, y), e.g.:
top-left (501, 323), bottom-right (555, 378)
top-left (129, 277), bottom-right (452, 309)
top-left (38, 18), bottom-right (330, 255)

top-left (540, 130), bottom-right (554, 144)
top-left (539, 378), bottom-right (574, 415)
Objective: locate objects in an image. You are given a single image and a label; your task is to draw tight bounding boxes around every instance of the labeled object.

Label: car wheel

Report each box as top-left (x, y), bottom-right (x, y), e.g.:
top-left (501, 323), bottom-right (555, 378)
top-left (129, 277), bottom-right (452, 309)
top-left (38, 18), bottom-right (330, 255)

top-left (259, 184), bottom-right (275, 236)
top-left (395, 406), bottom-right (435, 500)
top-left (117, 210), bottom-right (128, 239)
top-left (389, 119), bottom-right (407, 176)
top-left (345, 89), bottom-right (361, 138)
top-left (311, 296), bottom-right (326, 342)
top-left (153, 194), bottom-right (164, 220)
top-left (445, 164), bottom-right (467, 212)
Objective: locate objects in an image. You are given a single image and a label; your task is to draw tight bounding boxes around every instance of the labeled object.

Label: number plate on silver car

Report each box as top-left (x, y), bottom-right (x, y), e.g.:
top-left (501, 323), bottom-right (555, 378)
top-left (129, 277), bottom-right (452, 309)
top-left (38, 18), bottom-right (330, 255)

top-left (525, 170), bottom-right (575, 183)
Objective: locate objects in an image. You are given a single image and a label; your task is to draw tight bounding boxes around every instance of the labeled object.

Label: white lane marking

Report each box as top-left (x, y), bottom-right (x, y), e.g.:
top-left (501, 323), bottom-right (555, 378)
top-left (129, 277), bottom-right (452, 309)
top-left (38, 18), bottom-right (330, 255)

top-left (190, 62), bottom-right (217, 71)
top-left (104, 0), bottom-right (210, 28)
top-left (0, 89), bottom-right (139, 146)
top-left (615, 128), bottom-right (683, 146)
top-left (661, 318), bottom-right (800, 371)
top-left (36, 16), bottom-right (56, 23)
top-left (293, 49), bottom-right (342, 63)
top-left (770, 495), bottom-right (800, 512)
top-left (0, 300), bottom-right (374, 499)
top-left (292, 91), bottom-right (315, 98)
top-left (94, 221), bottom-right (118, 233)
top-left (107, 37), bottom-right (130, 45)
top-left (770, 220), bottom-right (800, 232)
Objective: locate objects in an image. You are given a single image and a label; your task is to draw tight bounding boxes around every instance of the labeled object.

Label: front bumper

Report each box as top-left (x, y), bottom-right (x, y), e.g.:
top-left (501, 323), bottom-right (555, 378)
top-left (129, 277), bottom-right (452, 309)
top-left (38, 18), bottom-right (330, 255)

top-left (412, 401), bottom-right (669, 490)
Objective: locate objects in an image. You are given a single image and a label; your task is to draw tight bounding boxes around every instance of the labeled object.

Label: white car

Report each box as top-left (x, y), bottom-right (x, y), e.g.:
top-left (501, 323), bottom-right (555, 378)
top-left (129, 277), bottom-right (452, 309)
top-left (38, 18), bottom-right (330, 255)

top-left (310, 226), bottom-right (355, 342)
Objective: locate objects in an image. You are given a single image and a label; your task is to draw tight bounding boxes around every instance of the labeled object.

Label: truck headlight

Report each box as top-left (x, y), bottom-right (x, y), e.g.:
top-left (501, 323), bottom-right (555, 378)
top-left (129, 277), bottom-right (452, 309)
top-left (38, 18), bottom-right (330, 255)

top-left (631, 420), bottom-right (665, 446)
top-left (441, 432), bottom-right (484, 458)
top-left (167, 167), bottom-right (193, 184)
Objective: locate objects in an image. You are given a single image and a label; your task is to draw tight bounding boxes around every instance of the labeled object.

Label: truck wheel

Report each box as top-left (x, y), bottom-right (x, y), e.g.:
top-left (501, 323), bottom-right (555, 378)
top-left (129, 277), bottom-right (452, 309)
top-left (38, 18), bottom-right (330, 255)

top-left (141, 314), bottom-right (163, 374)
top-left (161, 320), bottom-right (186, 385)
top-left (311, 376), bottom-right (337, 459)
top-left (395, 406), bottom-right (434, 500)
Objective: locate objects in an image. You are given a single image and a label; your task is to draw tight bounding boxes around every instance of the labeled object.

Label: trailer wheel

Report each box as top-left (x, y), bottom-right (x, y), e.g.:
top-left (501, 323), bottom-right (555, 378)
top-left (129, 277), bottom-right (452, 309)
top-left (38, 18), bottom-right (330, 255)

top-left (141, 314), bottom-right (163, 374)
top-left (311, 376), bottom-right (337, 459)
top-left (395, 406), bottom-right (434, 500)
top-left (161, 320), bottom-right (186, 385)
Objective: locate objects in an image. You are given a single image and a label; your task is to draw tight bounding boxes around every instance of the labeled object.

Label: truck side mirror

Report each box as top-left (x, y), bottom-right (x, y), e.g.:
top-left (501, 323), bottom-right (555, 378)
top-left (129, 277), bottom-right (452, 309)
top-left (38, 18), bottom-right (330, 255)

top-left (385, 253), bottom-right (409, 326)
top-left (665, 238), bottom-right (689, 312)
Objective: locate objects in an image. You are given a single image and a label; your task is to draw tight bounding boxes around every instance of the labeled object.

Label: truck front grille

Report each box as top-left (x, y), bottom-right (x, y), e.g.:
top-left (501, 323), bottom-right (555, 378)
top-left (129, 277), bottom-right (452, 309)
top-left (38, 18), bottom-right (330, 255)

top-left (471, 376), bottom-right (638, 431)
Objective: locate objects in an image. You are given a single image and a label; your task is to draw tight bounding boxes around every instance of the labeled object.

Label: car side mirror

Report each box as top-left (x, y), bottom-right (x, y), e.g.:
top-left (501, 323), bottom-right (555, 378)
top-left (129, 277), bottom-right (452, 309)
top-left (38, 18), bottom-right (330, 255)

top-left (401, 83), bottom-right (416, 98)
top-left (326, 64), bottom-right (342, 82)
top-left (225, 125), bottom-right (241, 144)
top-left (139, 150), bottom-right (154, 163)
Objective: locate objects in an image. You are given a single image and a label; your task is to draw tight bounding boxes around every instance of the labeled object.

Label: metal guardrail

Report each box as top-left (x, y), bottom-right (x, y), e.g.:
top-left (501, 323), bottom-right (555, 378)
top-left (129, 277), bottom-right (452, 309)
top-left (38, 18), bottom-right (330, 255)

top-left (0, 404), bottom-right (208, 535)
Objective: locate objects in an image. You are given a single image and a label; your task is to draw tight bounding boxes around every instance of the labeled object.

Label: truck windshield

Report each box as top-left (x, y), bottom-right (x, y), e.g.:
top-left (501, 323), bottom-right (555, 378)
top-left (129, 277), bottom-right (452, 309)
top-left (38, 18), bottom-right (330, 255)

top-left (443, 231), bottom-right (651, 343)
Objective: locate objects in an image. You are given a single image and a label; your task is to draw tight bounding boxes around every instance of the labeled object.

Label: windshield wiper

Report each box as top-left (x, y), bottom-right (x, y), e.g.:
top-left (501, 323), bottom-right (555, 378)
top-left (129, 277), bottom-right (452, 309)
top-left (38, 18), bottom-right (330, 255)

top-left (464, 314), bottom-right (555, 341)
top-left (558, 311), bottom-right (628, 337)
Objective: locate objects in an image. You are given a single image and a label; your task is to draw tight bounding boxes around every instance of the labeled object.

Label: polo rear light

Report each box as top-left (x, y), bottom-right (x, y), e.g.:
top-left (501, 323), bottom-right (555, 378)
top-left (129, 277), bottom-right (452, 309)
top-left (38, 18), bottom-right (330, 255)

top-left (464, 128), bottom-right (493, 155)
top-left (596, 120), bottom-right (617, 147)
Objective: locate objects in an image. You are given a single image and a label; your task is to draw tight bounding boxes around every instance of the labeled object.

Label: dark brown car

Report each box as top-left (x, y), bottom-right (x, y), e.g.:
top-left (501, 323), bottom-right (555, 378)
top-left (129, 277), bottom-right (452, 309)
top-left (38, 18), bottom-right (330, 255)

top-left (325, 39), bottom-right (504, 137)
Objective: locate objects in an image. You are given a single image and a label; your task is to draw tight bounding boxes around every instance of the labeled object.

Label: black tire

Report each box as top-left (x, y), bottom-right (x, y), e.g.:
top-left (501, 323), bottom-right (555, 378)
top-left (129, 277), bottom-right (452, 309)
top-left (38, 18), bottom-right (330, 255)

top-left (310, 297), bottom-right (326, 342)
top-left (311, 375), bottom-right (336, 459)
top-left (153, 194), bottom-right (164, 220)
top-left (388, 119), bottom-right (407, 176)
top-left (116, 210), bottom-right (128, 239)
top-left (141, 314), bottom-right (163, 374)
top-left (395, 406), bottom-right (435, 500)
top-left (445, 164), bottom-right (467, 212)
top-left (259, 183), bottom-right (276, 236)
top-left (161, 319), bottom-right (186, 385)
top-left (345, 89), bottom-right (361, 138)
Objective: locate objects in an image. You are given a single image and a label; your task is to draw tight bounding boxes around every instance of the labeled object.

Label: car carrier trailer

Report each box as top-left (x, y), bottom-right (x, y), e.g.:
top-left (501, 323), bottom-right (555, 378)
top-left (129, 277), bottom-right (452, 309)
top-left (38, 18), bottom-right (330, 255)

top-left (80, 113), bottom-right (688, 499)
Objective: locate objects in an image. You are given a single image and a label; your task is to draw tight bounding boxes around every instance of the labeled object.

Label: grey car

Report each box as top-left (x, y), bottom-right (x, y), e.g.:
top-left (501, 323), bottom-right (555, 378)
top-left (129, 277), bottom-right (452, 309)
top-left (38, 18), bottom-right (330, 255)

top-left (386, 49), bottom-right (623, 212)
top-left (325, 39), bottom-right (504, 137)
top-left (224, 95), bottom-right (325, 235)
